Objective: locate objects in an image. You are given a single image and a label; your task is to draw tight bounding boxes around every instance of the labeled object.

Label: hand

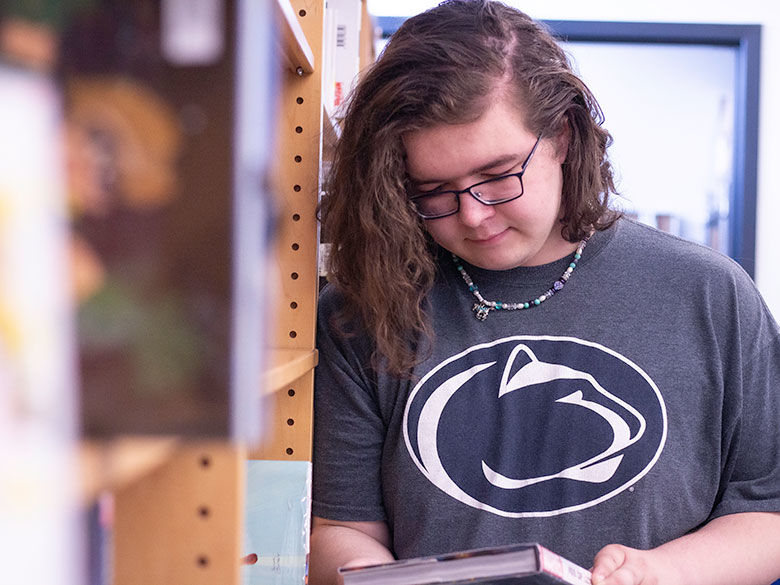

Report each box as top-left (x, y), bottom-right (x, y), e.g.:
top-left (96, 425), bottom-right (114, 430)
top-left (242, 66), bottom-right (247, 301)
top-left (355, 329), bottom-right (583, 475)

top-left (591, 544), bottom-right (679, 585)
top-left (336, 557), bottom-right (388, 585)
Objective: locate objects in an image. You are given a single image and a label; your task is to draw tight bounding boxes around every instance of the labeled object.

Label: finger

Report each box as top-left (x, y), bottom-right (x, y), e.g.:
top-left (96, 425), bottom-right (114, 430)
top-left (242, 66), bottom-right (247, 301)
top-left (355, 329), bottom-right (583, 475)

top-left (591, 544), bottom-right (628, 584)
top-left (597, 564), bottom-right (642, 585)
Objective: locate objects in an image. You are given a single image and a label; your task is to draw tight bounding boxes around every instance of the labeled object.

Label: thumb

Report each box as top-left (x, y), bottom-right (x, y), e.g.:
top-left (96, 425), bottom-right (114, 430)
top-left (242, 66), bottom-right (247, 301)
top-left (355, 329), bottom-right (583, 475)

top-left (591, 544), bottom-right (628, 584)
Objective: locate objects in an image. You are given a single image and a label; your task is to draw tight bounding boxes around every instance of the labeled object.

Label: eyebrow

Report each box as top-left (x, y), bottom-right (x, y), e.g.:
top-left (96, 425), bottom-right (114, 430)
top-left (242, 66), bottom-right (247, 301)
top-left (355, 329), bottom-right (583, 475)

top-left (409, 153), bottom-right (522, 187)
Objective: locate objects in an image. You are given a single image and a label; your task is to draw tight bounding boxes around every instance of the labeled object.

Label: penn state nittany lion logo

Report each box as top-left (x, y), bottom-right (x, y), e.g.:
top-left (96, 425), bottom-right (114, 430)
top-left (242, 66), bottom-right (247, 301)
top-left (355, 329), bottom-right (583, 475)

top-left (403, 336), bottom-right (667, 517)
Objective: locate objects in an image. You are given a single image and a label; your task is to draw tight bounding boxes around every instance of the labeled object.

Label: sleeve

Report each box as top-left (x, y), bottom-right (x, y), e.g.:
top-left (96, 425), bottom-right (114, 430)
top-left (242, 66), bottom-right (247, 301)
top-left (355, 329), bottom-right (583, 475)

top-left (710, 275), bottom-right (780, 519)
top-left (311, 287), bottom-right (388, 522)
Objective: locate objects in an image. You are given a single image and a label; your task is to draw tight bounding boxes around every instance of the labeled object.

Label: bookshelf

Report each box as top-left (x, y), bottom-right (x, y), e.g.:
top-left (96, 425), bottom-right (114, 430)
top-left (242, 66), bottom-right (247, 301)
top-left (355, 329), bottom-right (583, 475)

top-left (0, 0), bottom-right (369, 582)
top-left (249, 0), bottom-right (325, 465)
top-left (95, 1), bottom-right (325, 582)
top-left (86, 1), bottom-right (370, 584)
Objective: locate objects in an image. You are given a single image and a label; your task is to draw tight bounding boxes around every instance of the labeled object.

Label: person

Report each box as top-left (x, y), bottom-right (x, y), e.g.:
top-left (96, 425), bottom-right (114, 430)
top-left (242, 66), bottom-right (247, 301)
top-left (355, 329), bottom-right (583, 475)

top-left (309, 1), bottom-right (780, 584)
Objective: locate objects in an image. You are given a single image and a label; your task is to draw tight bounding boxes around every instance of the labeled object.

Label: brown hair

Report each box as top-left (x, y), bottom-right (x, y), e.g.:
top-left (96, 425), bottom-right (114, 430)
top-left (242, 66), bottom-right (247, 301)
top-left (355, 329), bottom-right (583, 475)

top-left (319, 0), bottom-right (619, 376)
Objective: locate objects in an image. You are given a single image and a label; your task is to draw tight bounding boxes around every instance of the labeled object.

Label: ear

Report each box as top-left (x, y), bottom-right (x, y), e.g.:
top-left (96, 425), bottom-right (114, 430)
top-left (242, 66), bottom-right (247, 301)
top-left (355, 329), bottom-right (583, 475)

top-left (551, 117), bottom-right (571, 164)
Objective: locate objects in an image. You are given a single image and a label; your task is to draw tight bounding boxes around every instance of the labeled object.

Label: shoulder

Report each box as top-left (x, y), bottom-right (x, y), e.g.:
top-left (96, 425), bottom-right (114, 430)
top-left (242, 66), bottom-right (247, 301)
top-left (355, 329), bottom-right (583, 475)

top-left (607, 218), bottom-right (778, 342)
top-left (318, 280), bottom-right (345, 317)
top-left (613, 218), bottom-right (734, 265)
top-left (317, 281), bottom-right (360, 339)
top-left (317, 281), bottom-right (375, 358)
top-left (609, 217), bottom-right (754, 290)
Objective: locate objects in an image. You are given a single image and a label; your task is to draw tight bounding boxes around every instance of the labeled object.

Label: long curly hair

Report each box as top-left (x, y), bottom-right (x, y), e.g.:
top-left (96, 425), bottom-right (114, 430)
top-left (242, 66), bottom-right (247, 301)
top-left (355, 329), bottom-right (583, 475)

top-left (319, 0), bottom-right (620, 376)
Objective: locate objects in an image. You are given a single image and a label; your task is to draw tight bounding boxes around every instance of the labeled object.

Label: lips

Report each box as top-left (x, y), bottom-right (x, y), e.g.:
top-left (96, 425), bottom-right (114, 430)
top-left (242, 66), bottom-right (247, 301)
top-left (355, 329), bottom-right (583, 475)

top-left (467, 229), bottom-right (507, 244)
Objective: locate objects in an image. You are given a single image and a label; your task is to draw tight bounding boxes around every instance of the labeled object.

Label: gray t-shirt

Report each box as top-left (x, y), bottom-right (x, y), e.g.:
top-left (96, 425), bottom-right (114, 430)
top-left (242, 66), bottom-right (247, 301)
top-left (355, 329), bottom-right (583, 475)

top-left (312, 218), bottom-right (780, 568)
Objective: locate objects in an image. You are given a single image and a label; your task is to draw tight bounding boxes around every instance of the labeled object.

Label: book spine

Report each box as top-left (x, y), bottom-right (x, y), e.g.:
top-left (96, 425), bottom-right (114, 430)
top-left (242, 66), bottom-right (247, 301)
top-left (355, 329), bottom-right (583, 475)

top-left (538, 546), bottom-right (592, 585)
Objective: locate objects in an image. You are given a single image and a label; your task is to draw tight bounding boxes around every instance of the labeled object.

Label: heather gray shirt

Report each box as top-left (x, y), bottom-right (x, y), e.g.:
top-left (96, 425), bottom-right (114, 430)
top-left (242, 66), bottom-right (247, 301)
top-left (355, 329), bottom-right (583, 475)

top-left (312, 218), bottom-right (780, 568)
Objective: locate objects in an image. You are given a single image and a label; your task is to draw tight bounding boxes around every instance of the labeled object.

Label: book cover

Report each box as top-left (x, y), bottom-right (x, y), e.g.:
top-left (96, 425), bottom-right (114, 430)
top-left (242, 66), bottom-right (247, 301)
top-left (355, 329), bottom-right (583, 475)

top-left (242, 460), bottom-right (311, 585)
top-left (338, 543), bottom-right (591, 585)
top-left (326, 0), bottom-right (363, 110)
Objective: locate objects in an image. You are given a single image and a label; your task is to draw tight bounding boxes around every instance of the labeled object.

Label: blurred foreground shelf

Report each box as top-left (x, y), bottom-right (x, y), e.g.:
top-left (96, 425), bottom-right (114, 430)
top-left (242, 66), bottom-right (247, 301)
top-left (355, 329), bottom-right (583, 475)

top-left (80, 437), bottom-right (179, 503)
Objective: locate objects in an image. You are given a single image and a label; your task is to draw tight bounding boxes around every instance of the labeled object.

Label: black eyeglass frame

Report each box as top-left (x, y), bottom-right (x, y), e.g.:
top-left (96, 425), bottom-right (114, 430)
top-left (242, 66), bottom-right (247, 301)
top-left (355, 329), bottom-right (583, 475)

top-left (409, 133), bottom-right (544, 219)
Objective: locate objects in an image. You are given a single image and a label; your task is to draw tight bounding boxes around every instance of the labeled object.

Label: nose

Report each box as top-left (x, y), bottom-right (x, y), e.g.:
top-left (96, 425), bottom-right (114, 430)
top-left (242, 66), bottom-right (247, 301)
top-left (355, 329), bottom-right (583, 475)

top-left (457, 190), bottom-right (495, 227)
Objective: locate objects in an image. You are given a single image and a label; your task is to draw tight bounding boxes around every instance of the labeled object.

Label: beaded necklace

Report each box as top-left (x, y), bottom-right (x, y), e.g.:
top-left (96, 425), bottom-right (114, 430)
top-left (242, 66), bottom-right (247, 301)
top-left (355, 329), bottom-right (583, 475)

top-left (452, 235), bottom-right (590, 321)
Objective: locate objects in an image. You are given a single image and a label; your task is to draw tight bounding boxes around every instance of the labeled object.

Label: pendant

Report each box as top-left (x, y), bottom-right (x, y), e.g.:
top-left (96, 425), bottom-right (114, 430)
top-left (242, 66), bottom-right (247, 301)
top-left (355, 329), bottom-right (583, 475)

top-left (473, 303), bottom-right (490, 321)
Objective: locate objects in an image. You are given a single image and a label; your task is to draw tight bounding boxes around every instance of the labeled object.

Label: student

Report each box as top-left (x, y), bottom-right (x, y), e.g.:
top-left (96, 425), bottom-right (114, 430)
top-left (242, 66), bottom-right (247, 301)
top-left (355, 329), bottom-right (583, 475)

top-left (310, 1), bottom-right (780, 583)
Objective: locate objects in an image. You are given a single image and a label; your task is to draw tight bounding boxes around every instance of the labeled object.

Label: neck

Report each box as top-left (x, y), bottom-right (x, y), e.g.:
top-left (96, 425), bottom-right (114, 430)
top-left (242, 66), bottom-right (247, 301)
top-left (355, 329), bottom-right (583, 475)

top-left (522, 237), bottom-right (579, 267)
top-left (452, 233), bottom-right (591, 320)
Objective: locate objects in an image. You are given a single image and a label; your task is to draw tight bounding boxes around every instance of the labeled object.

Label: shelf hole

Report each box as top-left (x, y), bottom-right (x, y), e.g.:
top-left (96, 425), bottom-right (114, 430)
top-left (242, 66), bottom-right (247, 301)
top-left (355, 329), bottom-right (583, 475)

top-left (291, 272), bottom-right (299, 280)
top-left (290, 301), bottom-right (298, 309)
top-left (289, 330), bottom-right (297, 338)
top-left (288, 389), bottom-right (296, 397)
top-left (199, 455), bottom-right (211, 468)
top-left (293, 184), bottom-right (301, 192)
top-left (286, 447), bottom-right (294, 455)
top-left (196, 555), bottom-right (209, 568)
top-left (292, 213), bottom-right (301, 221)
top-left (299, 9), bottom-right (306, 17)
top-left (296, 97), bottom-right (304, 104)
top-left (294, 155), bottom-right (302, 163)
top-left (197, 505), bottom-right (210, 518)
top-left (287, 418), bottom-right (295, 426)
top-left (295, 126), bottom-right (303, 134)
top-left (291, 242), bottom-right (300, 250)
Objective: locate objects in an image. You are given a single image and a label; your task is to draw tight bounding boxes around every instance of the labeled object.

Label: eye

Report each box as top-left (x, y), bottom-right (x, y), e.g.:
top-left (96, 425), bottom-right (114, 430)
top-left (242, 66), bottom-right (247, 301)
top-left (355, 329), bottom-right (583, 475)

top-left (415, 185), bottom-right (445, 195)
top-left (407, 175), bottom-right (444, 195)
top-left (486, 161), bottom-right (523, 178)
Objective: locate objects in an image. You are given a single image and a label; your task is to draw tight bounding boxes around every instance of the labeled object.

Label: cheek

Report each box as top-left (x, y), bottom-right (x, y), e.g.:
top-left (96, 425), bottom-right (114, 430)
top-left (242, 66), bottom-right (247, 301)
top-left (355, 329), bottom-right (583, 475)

top-left (518, 170), bottom-right (565, 218)
top-left (422, 219), bottom-right (454, 244)
top-left (500, 194), bottom-right (561, 227)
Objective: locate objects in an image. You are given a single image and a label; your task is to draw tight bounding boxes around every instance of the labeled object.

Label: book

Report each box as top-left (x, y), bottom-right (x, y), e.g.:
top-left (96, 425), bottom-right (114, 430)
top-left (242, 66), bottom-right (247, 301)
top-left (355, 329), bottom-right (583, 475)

top-left (324, 0), bottom-right (363, 111)
top-left (243, 460), bottom-right (312, 585)
top-left (338, 543), bottom-right (592, 585)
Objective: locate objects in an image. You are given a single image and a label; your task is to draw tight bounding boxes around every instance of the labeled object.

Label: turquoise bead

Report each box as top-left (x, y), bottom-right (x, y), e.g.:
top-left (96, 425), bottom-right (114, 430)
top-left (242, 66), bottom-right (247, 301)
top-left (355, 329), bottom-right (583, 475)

top-left (452, 235), bottom-right (591, 316)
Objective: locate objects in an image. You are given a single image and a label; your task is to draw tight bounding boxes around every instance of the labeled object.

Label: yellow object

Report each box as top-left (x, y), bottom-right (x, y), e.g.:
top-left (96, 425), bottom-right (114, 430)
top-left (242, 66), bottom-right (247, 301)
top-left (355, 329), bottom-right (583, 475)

top-left (66, 77), bottom-right (182, 211)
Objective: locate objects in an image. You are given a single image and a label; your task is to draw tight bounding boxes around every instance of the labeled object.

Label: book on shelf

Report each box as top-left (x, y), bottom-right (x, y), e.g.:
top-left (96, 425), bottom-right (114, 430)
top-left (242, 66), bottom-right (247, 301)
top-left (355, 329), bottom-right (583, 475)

top-left (243, 460), bottom-right (311, 585)
top-left (324, 0), bottom-right (363, 111)
top-left (338, 543), bottom-right (592, 585)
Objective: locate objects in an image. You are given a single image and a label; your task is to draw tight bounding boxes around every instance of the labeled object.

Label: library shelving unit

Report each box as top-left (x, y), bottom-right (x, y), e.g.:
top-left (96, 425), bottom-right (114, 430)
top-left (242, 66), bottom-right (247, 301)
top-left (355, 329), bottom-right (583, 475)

top-left (76, 1), bottom-right (372, 584)
top-left (250, 0), bottom-right (323, 465)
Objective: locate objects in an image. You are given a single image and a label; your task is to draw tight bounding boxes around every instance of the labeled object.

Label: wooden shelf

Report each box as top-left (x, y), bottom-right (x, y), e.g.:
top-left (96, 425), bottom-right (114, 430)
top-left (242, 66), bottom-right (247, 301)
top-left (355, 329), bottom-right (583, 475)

top-left (274, 0), bottom-right (315, 74)
top-left (80, 437), bottom-right (179, 503)
top-left (264, 348), bottom-right (319, 394)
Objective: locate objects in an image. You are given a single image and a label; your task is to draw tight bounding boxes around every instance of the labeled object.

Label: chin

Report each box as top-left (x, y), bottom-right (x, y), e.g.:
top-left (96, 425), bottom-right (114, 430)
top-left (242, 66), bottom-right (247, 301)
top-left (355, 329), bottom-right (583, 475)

top-left (461, 253), bottom-right (526, 271)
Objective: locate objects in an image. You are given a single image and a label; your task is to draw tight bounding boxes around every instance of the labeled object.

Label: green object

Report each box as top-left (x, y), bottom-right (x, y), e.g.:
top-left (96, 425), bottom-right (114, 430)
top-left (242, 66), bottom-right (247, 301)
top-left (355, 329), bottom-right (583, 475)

top-left (1, 0), bottom-right (96, 31)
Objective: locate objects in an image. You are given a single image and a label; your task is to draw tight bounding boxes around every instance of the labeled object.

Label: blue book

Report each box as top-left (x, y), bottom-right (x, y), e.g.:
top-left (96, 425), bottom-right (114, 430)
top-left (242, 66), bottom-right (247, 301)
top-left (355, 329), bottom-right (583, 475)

top-left (243, 460), bottom-right (311, 585)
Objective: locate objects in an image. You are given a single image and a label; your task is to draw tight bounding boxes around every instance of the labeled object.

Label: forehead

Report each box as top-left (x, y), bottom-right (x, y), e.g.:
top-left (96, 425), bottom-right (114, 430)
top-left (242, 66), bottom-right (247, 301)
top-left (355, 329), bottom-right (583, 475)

top-left (403, 98), bottom-right (533, 182)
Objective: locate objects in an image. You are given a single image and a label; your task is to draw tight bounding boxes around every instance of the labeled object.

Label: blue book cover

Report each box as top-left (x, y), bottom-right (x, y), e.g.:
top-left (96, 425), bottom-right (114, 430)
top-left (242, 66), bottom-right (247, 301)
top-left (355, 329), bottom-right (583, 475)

top-left (243, 460), bottom-right (311, 585)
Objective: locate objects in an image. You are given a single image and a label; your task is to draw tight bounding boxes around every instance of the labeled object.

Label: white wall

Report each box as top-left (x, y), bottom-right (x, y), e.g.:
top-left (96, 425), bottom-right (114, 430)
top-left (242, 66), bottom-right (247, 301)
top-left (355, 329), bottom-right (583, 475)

top-left (367, 0), bottom-right (780, 318)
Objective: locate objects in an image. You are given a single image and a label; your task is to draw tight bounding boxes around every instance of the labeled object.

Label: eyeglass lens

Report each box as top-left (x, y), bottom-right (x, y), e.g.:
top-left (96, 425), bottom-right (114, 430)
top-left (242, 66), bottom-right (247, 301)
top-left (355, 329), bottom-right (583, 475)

top-left (415, 175), bottom-right (524, 218)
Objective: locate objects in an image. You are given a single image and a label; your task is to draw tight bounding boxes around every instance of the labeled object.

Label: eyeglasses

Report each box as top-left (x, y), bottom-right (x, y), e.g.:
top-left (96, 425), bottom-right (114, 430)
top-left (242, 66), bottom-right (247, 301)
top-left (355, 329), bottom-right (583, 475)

top-left (409, 134), bottom-right (543, 219)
